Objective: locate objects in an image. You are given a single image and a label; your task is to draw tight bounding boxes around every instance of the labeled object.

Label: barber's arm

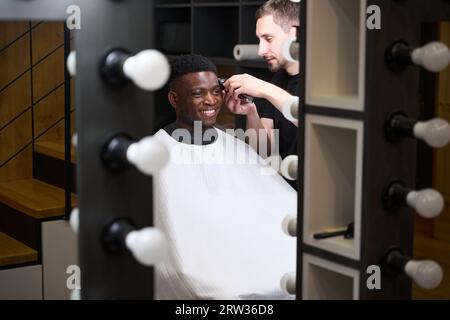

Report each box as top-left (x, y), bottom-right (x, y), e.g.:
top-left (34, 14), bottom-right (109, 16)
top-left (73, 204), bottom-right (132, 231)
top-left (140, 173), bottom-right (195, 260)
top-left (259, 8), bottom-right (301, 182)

top-left (224, 91), bottom-right (273, 156)
top-left (224, 74), bottom-right (298, 127)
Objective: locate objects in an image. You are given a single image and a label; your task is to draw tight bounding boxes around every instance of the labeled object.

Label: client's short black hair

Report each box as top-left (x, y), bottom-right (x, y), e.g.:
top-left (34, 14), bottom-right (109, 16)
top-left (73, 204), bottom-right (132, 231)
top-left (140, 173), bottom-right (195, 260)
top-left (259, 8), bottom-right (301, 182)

top-left (169, 54), bottom-right (218, 86)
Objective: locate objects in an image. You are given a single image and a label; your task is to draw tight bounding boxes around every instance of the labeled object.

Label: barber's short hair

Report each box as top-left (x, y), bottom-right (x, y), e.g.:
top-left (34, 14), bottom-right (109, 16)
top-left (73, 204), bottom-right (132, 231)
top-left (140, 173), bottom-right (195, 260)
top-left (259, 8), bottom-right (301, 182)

top-left (255, 0), bottom-right (300, 33)
top-left (169, 54), bottom-right (218, 86)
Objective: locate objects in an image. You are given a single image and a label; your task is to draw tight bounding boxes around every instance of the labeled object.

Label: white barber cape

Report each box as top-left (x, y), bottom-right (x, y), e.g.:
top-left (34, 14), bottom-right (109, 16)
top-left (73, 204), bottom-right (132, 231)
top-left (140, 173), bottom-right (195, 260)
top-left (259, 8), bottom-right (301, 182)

top-left (153, 127), bottom-right (297, 300)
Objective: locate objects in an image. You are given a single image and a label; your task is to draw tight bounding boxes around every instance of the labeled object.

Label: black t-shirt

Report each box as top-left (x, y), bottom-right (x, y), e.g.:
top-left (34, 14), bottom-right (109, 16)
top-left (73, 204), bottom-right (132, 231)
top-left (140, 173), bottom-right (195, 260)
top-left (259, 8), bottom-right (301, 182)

top-left (255, 70), bottom-right (299, 190)
top-left (256, 70), bottom-right (299, 160)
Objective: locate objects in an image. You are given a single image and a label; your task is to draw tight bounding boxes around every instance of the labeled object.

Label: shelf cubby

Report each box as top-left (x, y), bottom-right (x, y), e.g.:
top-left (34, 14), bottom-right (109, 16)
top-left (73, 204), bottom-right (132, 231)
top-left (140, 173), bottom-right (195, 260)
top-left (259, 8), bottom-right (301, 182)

top-left (193, 1), bottom-right (239, 5)
top-left (303, 114), bottom-right (363, 260)
top-left (305, 0), bottom-right (366, 110)
top-left (193, 6), bottom-right (239, 58)
top-left (242, 0), bottom-right (265, 4)
top-left (241, 5), bottom-right (260, 45)
top-left (237, 66), bottom-right (272, 81)
top-left (155, 0), bottom-right (190, 5)
top-left (302, 254), bottom-right (359, 300)
top-left (155, 8), bottom-right (191, 54)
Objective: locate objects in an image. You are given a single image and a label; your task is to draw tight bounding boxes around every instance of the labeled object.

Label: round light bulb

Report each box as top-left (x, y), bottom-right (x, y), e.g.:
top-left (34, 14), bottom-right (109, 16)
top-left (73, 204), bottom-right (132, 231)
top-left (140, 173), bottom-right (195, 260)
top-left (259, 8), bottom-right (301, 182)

top-left (282, 36), bottom-right (299, 63)
top-left (406, 189), bottom-right (444, 219)
top-left (70, 289), bottom-right (81, 300)
top-left (280, 155), bottom-right (298, 181)
top-left (70, 208), bottom-right (79, 234)
top-left (405, 260), bottom-right (443, 290)
top-left (67, 51), bottom-right (76, 77)
top-left (411, 41), bottom-right (450, 72)
top-left (125, 227), bottom-right (168, 266)
top-left (282, 96), bottom-right (300, 121)
top-left (122, 49), bottom-right (170, 91)
top-left (72, 133), bottom-right (78, 149)
top-left (280, 272), bottom-right (296, 295)
top-left (282, 214), bottom-right (297, 237)
top-left (414, 118), bottom-right (450, 148)
top-left (126, 137), bottom-right (169, 176)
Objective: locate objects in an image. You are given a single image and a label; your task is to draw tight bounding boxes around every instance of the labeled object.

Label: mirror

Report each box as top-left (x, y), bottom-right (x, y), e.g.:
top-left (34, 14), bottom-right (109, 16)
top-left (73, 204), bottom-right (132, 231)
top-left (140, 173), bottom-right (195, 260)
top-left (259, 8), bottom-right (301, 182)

top-left (0, 7), bottom-right (299, 300)
top-left (0, 20), bottom-right (77, 300)
top-left (152, 1), bottom-right (299, 300)
top-left (413, 21), bottom-right (450, 300)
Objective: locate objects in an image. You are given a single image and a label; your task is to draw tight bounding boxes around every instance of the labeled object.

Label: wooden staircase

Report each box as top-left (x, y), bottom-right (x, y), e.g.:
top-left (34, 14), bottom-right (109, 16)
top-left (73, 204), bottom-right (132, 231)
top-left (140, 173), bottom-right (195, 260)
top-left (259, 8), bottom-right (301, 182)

top-left (33, 140), bottom-right (76, 191)
top-left (0, 179), bottom-right (77, 269)
top-left (34, 140), bottom-right (76, 164)
top-left (0, 232), bottom-right (37, 267)
top-left (0, 21), bottom-right (77, 299)
top-left (0, 141), bottom-right (76, 269)
top-left (0, 179), bottom-right (76, 219)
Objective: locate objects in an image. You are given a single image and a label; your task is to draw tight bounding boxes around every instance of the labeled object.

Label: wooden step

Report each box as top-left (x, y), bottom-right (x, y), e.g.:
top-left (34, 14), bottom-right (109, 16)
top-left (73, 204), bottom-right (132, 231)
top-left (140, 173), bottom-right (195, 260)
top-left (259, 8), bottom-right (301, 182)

top-left (34, 140), bottom-right (76, 164)
top-left (0, 179), bottom-right (77, 219)
top-left (0, 232), bottom-right (37, 267)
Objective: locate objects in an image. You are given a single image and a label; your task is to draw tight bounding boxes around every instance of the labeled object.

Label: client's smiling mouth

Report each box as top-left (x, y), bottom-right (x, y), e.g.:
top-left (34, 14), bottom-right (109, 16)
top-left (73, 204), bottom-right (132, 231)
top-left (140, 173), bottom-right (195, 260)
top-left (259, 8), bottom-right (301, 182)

top-left (199, 108), bottom-right (218, 117)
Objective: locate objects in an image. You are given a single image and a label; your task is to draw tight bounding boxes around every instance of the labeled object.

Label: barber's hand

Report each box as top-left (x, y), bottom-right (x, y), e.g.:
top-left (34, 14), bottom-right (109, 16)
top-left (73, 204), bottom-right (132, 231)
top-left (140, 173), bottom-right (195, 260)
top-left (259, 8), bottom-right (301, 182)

top-left (224, 74), bottom-right (269, 100)
top-left (224, 90), bottom-right (256, 115)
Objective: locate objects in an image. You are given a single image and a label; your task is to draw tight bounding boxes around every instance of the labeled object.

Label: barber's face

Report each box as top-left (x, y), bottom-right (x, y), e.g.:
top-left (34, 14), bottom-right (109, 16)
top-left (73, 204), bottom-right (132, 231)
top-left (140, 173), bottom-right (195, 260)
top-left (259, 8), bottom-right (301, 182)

top-left (169, 71), bottom-right (222, 130)
top-left (256, 14), bottom-right (295, 72)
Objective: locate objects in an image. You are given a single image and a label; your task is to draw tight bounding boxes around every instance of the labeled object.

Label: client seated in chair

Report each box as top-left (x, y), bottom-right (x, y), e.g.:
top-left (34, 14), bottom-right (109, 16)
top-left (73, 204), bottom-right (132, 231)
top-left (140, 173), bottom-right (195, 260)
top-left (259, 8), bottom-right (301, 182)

top-left (154, 54), bottom-right (296, 300)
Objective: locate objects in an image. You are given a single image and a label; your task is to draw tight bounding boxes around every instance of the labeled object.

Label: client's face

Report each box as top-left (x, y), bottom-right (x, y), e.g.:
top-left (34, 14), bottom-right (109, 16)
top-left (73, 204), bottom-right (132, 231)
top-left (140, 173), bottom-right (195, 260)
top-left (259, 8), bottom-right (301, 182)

top-left (174, 71), bottom-right (223, 130)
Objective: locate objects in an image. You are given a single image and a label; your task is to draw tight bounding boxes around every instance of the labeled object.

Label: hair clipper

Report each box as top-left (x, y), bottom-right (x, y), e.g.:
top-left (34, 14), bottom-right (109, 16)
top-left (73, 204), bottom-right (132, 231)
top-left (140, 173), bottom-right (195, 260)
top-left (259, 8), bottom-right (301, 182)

top-left (218, 78), bottom-right (254, 104)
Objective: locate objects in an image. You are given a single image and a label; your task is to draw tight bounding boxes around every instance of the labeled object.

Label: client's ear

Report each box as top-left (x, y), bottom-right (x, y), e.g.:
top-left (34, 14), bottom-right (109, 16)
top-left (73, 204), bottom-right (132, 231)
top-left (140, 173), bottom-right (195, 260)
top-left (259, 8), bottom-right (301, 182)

top-left (168, 91), bottom-right (178, 109)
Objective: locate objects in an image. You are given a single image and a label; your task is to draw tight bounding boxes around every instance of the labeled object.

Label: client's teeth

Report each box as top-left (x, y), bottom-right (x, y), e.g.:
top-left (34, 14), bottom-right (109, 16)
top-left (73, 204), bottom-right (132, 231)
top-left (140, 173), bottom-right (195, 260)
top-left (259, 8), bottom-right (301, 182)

top-left (202, 109), bottom-right (215, 116)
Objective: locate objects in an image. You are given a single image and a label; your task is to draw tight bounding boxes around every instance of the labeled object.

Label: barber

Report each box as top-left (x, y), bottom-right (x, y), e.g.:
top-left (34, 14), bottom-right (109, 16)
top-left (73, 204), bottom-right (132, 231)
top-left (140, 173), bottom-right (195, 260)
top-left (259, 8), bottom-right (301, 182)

top-left (224, 0), bottom-right (300, 189)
